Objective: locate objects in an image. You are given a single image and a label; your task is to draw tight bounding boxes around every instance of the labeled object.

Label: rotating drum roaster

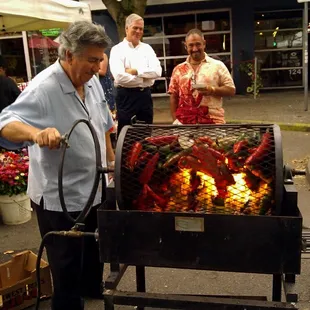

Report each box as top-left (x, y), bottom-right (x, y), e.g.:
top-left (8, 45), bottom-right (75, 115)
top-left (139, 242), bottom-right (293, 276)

top-left (98, 124), bottom-right (302, 310)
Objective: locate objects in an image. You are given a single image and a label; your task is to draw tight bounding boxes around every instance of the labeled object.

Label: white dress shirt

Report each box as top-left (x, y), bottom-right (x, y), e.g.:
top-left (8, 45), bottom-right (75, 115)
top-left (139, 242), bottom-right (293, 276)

top-left (109, 38), bottom-right (162, 88)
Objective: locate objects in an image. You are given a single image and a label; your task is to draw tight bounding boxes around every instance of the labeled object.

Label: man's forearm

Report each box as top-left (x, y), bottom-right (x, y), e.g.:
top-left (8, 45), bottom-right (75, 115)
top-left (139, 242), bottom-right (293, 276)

top-left (105, 132), bottom-right (115, 163)
top-left (170, 95), bottom-right (178, 121)
top-left (0, 121), bottom-right (39, 143)
top-left (213, 86), bottom-right (236, 97)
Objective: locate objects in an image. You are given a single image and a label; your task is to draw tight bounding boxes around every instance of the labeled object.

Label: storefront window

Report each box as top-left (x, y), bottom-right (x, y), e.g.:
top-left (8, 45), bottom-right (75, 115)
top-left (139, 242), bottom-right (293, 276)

top-left (205, 33), bottom-right (231, 53)
top-left (144, 17), bottom-right (162, 37)
top-left (165, 57), bottom-right (187, 77)
top-left (261, 69), bottom-right (302, 88)
top-left (196, 11), bottom-right (230, 32)
top-left (257, 50), bottom-right (302, 69)
top-left (0, 36), bottom-right (27, 83)
top-left (255, 30), bottom-right (302, 50)
top-left (27, 30), bottom-right (60, 77)
top-left (254, 9), bottom-right (303, 90)
top-left (164, 14), bottom-right (195, 36)
top-left (255, 11), bottom-right (303, 31)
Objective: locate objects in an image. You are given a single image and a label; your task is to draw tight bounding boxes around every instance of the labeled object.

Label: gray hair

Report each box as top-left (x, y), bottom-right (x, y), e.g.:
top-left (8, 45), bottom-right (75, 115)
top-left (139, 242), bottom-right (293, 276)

top-left (58, 21), bottom-right (111, 60)
top-left (125, 13), bottom-right (143, 28)
top-left (185, 28), bottom-right (204, 41)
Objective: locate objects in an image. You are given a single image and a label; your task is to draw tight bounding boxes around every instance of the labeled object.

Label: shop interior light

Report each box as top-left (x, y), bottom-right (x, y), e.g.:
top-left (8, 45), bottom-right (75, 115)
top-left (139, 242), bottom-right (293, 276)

top-left (273, 26), bottom-right (279, 38)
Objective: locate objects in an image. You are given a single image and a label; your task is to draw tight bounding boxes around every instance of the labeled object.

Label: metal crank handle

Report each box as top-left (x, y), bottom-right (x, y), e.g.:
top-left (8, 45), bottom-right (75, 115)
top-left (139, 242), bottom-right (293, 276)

top-left (60, 133), bottom-right (70, 148)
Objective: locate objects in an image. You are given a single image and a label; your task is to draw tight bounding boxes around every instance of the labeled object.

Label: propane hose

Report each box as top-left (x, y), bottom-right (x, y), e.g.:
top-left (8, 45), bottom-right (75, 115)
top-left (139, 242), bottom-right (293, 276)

top-left (35, 119), bottom-right (112, 310)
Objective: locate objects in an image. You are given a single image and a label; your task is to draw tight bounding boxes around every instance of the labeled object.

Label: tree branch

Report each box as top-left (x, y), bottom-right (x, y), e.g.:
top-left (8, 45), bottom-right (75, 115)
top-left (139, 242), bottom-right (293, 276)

top-left (101, 0), bottom-right (147, 40)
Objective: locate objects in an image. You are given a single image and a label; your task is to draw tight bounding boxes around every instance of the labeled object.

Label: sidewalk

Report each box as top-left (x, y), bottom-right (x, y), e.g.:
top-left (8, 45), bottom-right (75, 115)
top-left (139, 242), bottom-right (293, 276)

top-left (153, 90), bottom-right (310, 131)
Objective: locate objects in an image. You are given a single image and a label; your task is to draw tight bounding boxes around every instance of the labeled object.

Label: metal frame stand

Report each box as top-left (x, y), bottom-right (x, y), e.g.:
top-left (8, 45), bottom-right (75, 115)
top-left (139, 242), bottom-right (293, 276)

top-left (101, 182), bottom-right (298, 310)
top-left (103, 268), bottom-right (297, 309)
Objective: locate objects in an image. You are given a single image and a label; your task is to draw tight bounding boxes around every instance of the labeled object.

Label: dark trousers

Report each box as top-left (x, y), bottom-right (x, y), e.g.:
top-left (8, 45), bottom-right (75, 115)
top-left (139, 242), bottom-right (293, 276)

top-left (33, 199), bottom-right (103, 310)
top-left (116, 87), bottom-right (153, 137)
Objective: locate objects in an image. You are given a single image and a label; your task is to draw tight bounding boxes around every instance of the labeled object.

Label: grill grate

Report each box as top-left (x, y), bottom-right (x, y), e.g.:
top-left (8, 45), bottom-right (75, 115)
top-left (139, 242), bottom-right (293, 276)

top-left (115, 124), bottom-right (280, 216)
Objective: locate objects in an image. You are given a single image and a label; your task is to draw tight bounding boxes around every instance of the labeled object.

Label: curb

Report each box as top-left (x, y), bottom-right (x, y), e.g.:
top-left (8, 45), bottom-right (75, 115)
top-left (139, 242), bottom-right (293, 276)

top-left (227, 120), bottom-right (310, 132)
top-left (154, 118), bottom-right (310, 132)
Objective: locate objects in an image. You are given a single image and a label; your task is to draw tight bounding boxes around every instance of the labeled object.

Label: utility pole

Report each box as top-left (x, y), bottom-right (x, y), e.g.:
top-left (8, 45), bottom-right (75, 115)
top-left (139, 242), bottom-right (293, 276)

top-left (298, 0), bottom-right (309, 110)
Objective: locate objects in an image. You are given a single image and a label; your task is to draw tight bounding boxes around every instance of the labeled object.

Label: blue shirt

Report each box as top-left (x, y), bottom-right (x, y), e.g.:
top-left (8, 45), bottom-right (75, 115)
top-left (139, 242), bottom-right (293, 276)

top-left (0, 61), bottom-right (114, 212)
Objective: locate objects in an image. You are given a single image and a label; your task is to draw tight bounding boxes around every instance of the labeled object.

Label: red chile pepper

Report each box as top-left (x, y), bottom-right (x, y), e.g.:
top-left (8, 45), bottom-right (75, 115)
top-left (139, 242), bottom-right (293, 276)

top-left (245, 132), bottom-right (272, 166)
top-left (145, 135), bottom-right (179, 147)
top-left (247, 167), bottom-right (273, 184)
top-left (139, 152), bottom-right (160, 184)
top-left (162, 147), bottom-right (192, 169)
top-left (190, 172), bottom-right (201, 192)
top-left (233, 140), bottom-right (248, 154)
top-left (178, 155), bottom-right (219, 179)
top-left (225, 151), bottom-right (241, 172)
top-left (145, 184), bottom-right (167, 209)
top-left (192, 145), bottom-right (219, 177)
top-left (215, 178), bottom-right (229, 199)
top-left (248, 147), bottom-right (257, 154)
top-left (133, 184), bottom-right (150, 211)
top-left (136, 151), bottom-right (152, 166)
top-left (126, 141), bottom-right (143, 171)
top-left (218, 164), bottom-right (235, 186)
top-left (207, 147), bottom-right (226, 162)
top-left (195, 136), bottom-right (217, 148)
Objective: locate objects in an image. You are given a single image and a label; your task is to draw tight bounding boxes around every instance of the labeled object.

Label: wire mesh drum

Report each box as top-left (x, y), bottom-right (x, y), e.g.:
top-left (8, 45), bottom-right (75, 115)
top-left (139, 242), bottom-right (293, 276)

top-left (115, 124), bottom-right (283, 216)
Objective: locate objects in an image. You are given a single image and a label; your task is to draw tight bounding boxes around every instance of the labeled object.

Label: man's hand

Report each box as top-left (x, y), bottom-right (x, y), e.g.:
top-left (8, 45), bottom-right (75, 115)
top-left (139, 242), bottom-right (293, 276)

top-left (196, 85), bottom-right (216, 96)
top-left (125, 68), bottom-right (138, 75)
top-left (32, 127), bottom-right (62, 149)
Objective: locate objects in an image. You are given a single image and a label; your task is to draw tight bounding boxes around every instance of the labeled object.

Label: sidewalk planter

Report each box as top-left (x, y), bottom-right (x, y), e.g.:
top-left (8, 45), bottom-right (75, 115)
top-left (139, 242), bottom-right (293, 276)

top-left (0, 194), bottom-right (32, 225)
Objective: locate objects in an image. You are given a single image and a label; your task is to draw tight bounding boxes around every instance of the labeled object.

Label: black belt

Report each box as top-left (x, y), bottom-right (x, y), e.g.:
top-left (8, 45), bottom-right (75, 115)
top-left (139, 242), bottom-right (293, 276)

top-left (117, 86), bottom-right (150, 92)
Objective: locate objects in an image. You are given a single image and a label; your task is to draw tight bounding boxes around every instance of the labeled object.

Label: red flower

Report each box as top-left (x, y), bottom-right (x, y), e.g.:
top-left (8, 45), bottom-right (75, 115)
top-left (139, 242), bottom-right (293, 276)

top-left (0, 148), bottom-right (29, 196)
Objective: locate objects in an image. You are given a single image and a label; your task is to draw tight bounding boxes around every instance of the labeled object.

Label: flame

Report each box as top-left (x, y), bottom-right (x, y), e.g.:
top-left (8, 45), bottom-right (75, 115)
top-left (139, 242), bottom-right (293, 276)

top-left (164, 167), bottom-right (272, 215)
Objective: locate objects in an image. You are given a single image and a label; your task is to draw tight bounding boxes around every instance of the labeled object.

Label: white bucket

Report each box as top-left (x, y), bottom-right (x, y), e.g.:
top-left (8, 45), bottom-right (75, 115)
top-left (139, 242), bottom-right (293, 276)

top-left (0, 194), bottom-right (32, 225)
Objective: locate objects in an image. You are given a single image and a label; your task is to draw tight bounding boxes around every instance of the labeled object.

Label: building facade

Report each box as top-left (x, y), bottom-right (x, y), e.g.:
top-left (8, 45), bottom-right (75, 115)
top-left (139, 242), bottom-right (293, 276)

top-left (0, 0), bottom-right (306, 94)
top-left (91, 0), bottom-right (307, 94)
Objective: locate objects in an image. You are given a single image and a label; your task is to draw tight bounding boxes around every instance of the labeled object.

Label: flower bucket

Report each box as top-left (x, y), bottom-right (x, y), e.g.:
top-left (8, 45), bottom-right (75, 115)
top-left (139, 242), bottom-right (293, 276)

top-left (0, 193), bottom-right (32, 225)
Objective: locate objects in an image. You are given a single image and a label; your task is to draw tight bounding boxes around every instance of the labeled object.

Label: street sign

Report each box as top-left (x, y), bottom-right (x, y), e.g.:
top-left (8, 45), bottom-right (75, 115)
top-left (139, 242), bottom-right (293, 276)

top-left (298, 0), bottom-right (310, 2)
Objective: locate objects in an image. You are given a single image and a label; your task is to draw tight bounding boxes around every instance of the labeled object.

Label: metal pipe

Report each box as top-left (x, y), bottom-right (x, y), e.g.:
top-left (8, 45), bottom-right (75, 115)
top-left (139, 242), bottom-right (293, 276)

top-left (303, 2), bottom-right (308, 111)
top-left (254, 57), bottom-right (258, 100)
top-left (22, 31), bottom-right (32, 82)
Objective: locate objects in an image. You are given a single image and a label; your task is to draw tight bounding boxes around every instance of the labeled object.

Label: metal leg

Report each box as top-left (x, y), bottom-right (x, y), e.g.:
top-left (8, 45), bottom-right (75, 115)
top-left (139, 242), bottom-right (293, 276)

top-left (285, 274), bottom-right (296, 283)
top-left (272, 274), bottom-right (282, 301)
top-left (136, 266), bottom-right (146, 310)
top-left (104, 290), bottom-right (115, 310)
top-left (283, 274), bottom-right (298, 302)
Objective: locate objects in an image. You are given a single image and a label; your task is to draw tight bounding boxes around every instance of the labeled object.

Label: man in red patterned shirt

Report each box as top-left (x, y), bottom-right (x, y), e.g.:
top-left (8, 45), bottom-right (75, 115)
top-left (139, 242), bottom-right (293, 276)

top-left (168, 29), bottom-right (236, 124)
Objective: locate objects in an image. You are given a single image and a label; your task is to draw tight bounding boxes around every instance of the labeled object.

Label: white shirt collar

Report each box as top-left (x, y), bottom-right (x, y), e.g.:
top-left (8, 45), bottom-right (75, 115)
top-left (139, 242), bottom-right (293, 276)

top-left (123, 37), bottom-right (141, 48)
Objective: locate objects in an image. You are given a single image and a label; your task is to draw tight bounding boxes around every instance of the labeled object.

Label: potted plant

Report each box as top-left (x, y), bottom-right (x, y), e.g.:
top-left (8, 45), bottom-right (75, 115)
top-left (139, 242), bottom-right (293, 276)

top-left (0, 148), bottom-right (31, 225)
top-left (239, 62), bottom-right (263, 97)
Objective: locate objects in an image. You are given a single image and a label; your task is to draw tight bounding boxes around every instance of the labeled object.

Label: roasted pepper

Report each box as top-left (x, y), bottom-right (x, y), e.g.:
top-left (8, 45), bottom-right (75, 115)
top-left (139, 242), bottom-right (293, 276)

top-left (194, 136), bottom-right (217, 148)
top-left (178, 155), bottom-right (220, 179)
top-left (136, 151), bottom-right (152, 166)
top-left (245, 132), bottom-right (272, 166)
top-left (144, 184), bottom-right (167, 209)
top-left (192, 144), bottom-right (220, 178)
top-left (233, 140), bottom-right (248, 154)
top-left (139, 152), bottom-right (160, 184)
top-left (162, 147), bottom-right (192, 169)
top-left (126, 141), bottom-right (143, 171)
top-left (243, 169), bottom-right (261, 191)
top-left (259, 194), bottom-right (273, 215)
top-left (145, 135), bottom-right (179, 147)
top-left (207, 147), bottom-right (226, 162)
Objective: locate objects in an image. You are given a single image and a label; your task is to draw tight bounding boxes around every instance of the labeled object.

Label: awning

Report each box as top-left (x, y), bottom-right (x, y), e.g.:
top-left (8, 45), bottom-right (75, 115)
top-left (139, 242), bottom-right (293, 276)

top-left (0, 0), bottom-right (92, 32)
